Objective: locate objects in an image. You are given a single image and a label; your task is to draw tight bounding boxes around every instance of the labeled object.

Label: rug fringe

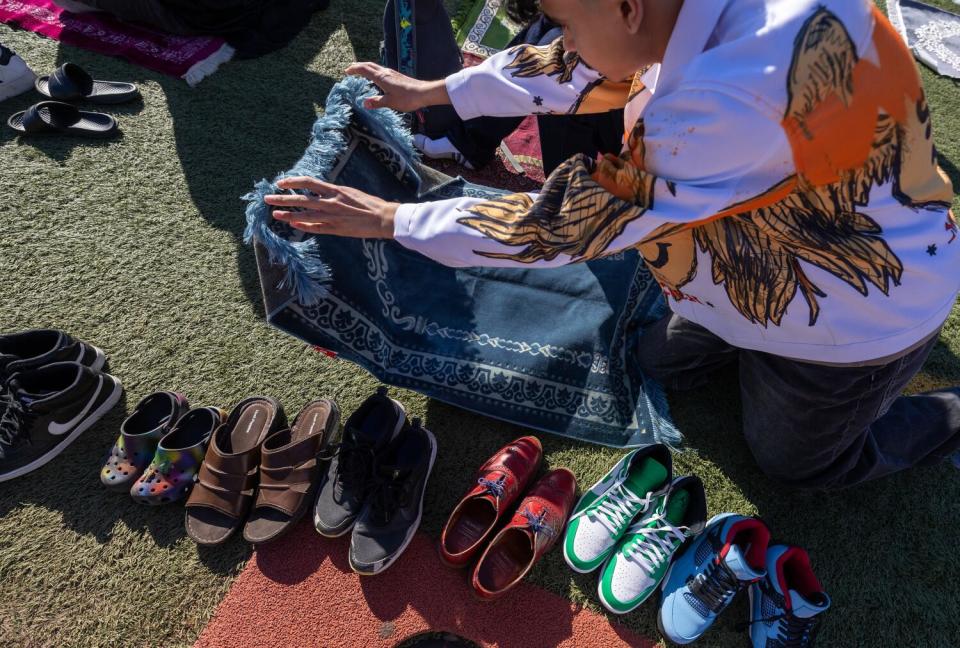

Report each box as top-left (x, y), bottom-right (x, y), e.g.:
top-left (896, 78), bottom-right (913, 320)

top-left (242, 76), bottom-right (417, 305)
top-left (183, 43), bottom-right (235, 87)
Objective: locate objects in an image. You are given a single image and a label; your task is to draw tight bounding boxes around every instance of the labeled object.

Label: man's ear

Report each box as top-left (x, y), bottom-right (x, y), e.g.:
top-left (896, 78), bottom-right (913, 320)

top-left (619, 0), bottom-right (644, 34)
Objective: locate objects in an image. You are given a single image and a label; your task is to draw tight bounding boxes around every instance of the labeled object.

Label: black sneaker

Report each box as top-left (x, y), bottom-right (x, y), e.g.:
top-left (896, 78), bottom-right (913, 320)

top-left (349, 418), bottom-right (437, 575)
top-left (313, 386), bottom-right (406, 537)
top-left (0, 329), bottom-right (106, 377)
top-left (0, 362), bottom-right (123, 483)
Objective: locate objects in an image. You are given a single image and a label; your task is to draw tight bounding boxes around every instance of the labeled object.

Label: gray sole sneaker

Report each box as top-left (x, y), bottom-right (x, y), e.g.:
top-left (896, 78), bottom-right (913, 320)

top-left (348, 419), bottom-right (438, 575)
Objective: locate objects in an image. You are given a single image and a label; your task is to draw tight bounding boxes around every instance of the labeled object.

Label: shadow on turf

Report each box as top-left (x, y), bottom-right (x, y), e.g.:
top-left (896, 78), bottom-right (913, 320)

top-left (0, 388), bottom-right (250, 575)
top-left (0, 97), bottom-right (144, 161)
top-left (37, 3), bottom-right (383, 320)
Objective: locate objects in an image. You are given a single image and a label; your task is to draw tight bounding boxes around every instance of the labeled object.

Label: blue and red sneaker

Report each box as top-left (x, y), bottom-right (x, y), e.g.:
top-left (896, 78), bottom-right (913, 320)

top-left (745, 544), bottom-right (830, 647)
top-left (658, 513), bottom-right (770, 645)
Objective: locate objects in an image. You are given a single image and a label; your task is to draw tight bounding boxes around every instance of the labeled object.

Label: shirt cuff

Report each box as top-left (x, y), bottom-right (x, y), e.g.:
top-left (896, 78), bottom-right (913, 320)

top-left (445, 69), bottom-right (482, 121)
top-left (393, 202), bottom-right (419, 245)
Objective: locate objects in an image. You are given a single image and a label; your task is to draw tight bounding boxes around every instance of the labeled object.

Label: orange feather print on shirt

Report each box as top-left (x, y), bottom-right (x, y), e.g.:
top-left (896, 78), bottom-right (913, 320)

top-left (644, 6), bottom-right (953, 326)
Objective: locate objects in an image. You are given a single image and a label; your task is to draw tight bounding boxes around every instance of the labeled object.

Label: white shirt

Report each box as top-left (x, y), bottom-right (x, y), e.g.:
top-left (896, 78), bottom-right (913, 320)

top-left (394, 0), bottom-right (958, 364)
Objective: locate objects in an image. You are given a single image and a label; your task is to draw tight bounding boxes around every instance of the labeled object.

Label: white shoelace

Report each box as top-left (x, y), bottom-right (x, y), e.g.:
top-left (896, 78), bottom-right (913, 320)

top-left (582, 483), bottom-right (654, 536)
top-left (623, 514), bottom-right (689, 575)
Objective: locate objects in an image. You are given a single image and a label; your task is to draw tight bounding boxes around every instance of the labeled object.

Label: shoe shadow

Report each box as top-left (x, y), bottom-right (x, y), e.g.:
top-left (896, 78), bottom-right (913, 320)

top-left (254, 518), bottom-right (343, 585)
top-left (355, 533), bottom-right (583, 648)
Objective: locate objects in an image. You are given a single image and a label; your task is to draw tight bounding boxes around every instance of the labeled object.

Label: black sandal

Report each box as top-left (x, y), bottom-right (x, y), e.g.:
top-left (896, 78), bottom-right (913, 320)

top-left (35, 63), bottom-right (140, 105)
top-left (8, 101), bottom-right (118, 139)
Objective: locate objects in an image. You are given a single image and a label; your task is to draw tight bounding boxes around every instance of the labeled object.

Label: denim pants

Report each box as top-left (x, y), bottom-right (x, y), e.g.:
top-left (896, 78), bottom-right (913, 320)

top-left (637, 313), bottom-right (960, 490)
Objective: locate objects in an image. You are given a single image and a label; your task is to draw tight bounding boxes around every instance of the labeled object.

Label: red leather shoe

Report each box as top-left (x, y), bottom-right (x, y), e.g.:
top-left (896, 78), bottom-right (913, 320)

top-left (471, 468), bottom-right (577, 600)
top-left (439, 436), bottom-right (543, 568)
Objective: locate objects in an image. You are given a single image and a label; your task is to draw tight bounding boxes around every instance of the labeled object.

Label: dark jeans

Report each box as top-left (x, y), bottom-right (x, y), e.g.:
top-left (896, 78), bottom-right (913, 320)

top-left (637, 313), bottom-right (960, 490)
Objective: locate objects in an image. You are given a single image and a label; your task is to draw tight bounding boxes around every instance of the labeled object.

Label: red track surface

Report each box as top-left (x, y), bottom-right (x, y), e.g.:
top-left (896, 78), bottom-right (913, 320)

top-left (195, 521), bottom-right (656, 648)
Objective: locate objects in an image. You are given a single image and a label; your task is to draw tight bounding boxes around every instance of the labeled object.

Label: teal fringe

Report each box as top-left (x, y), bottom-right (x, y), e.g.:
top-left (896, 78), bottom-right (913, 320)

top-left (242, 76), bottom-right (417, 305)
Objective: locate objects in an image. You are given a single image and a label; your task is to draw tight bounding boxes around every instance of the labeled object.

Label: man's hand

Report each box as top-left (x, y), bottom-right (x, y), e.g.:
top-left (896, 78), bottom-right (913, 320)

top-left (264, 177), bottom-right (399, 240)
top-left (345, 62), bottom-right (451, 112)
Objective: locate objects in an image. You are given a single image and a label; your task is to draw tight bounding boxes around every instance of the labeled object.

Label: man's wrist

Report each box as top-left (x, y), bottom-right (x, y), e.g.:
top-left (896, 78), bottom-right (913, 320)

top-left (421, 79), bottom-right (451, 108)
top-left (379, 203), bottom-right (400, 239)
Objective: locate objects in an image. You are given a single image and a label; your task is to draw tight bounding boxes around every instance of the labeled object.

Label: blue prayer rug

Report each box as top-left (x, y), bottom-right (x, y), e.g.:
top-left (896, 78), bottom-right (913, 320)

top-left (244, 77), bottom-right (678, 448)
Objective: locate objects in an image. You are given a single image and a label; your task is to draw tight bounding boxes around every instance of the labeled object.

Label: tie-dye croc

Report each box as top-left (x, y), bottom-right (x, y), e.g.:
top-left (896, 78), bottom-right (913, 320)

top-left (131, 407), bottom-right (225, 506)
top-left (100, 392), bottom-right (189, 492)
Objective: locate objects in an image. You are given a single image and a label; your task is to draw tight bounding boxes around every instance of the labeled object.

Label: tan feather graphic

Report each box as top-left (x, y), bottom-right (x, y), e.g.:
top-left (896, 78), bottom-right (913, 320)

top-left (456, 8), bottom-right (950, 329)
top-left (504, 39), bottom-right (630, 115)
top-left (458, 155), bottom-right (648, 263)
top-left (505, 39), bottom-right (581, 84)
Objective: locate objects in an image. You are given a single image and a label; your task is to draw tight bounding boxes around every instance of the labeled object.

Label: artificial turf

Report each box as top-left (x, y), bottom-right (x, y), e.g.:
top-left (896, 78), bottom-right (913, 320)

top-left (1, 1), bottom-right (959, 646)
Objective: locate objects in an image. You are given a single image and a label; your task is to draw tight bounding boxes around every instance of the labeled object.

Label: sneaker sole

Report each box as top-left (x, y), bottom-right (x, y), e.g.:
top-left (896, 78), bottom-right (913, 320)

top-left (89, 344), bottom-right (107, 372)
top-left (0, 68), bottom-right (36, 102)
top-left (313, 396), bottom-right (406, 537)
top-left (348, 424), bottom-right (438, 576)
top-left (0, 373), bottom-right (123, 483)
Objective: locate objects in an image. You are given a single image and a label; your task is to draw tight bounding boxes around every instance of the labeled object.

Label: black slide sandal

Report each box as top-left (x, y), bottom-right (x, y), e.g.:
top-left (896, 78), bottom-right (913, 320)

top-left (8, 101), bottom-right (118, 139)
top-left (35, 63), bottom-right (140, 105)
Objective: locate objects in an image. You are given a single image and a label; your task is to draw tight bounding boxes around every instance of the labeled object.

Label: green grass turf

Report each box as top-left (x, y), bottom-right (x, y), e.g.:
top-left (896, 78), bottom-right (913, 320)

top-left (1, 1), bottom-right (959, 646)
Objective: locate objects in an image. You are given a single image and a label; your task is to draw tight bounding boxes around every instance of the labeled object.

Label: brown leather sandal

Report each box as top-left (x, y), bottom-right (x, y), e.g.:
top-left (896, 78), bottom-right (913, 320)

top-left (184, 396), bottom-right (286, 546)
top-left (243, 399), bottom-right (340, 545)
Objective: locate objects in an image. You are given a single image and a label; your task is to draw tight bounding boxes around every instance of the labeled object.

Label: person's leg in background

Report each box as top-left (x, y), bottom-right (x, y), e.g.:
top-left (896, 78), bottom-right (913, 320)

top-left (536, 108), bottom-right (625, 175)
top-left (739, 336), bottom-right (960, 490)
top-left (635, 312), bottom-right (740, 392)
top-left (52, 1), bottom-right (98, 13)
top-left (52, 0), bottom-right (191, 34)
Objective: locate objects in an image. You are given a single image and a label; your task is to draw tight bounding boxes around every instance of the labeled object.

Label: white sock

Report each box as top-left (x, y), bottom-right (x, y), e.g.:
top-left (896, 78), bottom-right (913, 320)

top-left (413, 134), bottom-right (475, 170)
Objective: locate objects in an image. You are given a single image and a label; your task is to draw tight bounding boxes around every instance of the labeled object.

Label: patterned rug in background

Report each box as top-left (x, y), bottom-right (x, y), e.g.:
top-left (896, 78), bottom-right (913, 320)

top-left (889, 0), bottom-right (960, 78)
top-left (454, 0), bottom-right (521, 59)
top-left (0, 0), bottom-right (233, 85)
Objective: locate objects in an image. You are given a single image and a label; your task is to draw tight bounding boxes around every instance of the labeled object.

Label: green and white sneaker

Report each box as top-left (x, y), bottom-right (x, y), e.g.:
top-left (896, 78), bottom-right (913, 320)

top-left (598, 475), bottom-right (707, 615)
top-left (562, 444), bottom-right (672, 574)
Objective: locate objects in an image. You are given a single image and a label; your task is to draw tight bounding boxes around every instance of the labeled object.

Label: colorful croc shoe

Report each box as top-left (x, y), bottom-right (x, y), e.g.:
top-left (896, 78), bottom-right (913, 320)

top-left (563, 443), bottom-right (672, 574)
top-left (598, 475), bottom-right (707, 615)
top-left (439, 436), bottom-right (543, 568)
top-left (130, 407), bottom-right (225, 506)
top-left (100, 391), bottom-right (189, 492)
top-left (471, 468), bottom-right (577, 600)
